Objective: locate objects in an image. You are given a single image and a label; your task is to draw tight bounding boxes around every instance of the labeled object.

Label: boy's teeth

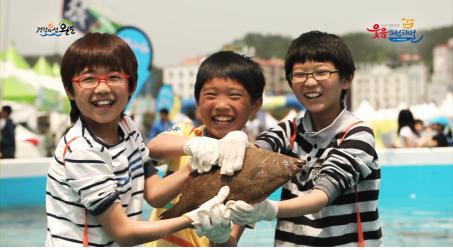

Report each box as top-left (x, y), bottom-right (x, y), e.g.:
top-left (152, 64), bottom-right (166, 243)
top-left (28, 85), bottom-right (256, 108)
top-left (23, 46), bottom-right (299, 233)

top-left (306, 93), bottom-right (320, 98)
top-left (215, 116), bottom-right (232, 122)
top-left (96, 100), bottom-right (112, 105)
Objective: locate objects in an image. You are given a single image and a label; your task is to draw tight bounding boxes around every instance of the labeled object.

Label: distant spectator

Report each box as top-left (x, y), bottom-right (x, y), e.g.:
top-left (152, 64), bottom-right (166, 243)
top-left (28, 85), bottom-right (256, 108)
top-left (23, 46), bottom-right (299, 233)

top-left (447, 127), bottom-right (453, 146)
top-left (394, 109), bottom-right (419, 148)
top-left (0, 105), bottom-right (16, 158)
top-left (184, 108), bottom-right (202, 128)
top-left (147, 108), bottom-right (173, 140)
top-left (430, 122), bottom-right (449, 147)
top-left (419, 118), bottom-right (450, 147)
top-left (141, 112), bottom-right (154, 138)
top-left (414, 119), bottom-right (425, 136)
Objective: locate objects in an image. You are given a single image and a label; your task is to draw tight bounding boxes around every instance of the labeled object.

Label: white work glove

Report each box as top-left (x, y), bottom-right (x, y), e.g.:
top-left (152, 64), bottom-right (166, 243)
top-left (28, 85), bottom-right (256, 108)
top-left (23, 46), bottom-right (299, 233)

top-left (183, 130), bottom-right (249, 176)
top-left (194, 203), bottom-right (232, 243)
top-left (224, 199), bottom-right (278, 225)
top-left (218, 130), bottom-right (249, 176)
top-left (183, 136), bottom-right (219, 174)
top-left (184, 186), bottom-right (230, 226)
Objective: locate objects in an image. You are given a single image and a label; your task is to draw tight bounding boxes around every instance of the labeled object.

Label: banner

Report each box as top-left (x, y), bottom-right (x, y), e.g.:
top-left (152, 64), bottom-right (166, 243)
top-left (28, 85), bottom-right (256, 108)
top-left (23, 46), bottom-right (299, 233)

top-left (155, 84), bottom-right (173, 113)
top-left (116, 26), bottom-right (153, 112)
top-left (153, 84), bottom-right (182, 129)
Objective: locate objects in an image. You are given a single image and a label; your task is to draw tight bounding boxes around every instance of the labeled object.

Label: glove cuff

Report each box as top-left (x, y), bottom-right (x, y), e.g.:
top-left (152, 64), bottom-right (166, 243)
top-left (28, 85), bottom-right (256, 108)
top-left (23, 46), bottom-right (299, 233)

top-left (183, 210), bottom-right (198, 225)
top-left (263, 200), bottom-right (279, 221)
top-left (183, 138), bottom-right (193, 155)
top-left (223, 130), bottom-right (248, 141)
top-left (212, 221), bottom-right (233, 243)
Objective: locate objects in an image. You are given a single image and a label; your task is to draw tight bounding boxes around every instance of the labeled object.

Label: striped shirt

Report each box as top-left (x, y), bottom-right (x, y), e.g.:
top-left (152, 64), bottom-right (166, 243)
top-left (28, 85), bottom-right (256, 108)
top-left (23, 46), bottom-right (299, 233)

top-left (45, 116), bottom-right (156, 246)
top-left (255, 109), bottom-right (383, 247)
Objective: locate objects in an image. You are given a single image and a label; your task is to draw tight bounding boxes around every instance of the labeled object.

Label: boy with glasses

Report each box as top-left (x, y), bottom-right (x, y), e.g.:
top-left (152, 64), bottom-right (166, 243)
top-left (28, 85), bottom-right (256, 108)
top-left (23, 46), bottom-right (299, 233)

top-left (45, 33), bottom-right (229, 246)
top-left (205, 30), bottom-right (383, 247)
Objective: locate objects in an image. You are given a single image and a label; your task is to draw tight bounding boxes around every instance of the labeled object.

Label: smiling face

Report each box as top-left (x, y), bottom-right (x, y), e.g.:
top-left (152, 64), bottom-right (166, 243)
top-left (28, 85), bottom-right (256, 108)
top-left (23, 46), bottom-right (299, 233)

top-left (291, 61), bottom-right (351, 129)
top-left (197, 77), bottom-right (262, 139)
top-left (401, 18), bottom-right (415, 29)
top-left (67, 66), bottom-right (131, 132)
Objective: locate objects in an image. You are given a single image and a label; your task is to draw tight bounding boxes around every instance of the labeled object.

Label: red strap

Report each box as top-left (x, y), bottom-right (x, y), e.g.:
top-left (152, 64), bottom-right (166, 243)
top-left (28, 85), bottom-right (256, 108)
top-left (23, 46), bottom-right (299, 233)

top-left (289, 120), bottom-right (298, 150)
top-left (339, 121), bottom-right (362, 144)
top-left (162, 234), bottom-right (195, 247)
top-left (62, 136), bottom-right (89, 247)
top-left (83, 209), bottom-right (89, 247)
top-left (355, 187), bottom-right (365, 247)
top-left (63, 136), bottom-right (81, 162)
top-left (339, 122), bottom-right (365, 247)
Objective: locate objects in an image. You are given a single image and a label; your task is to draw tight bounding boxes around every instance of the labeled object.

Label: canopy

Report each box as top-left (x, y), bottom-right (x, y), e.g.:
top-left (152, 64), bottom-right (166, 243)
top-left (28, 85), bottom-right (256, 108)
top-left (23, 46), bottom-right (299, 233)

top-left (1, 47), bottom-right (68, 112)
top-left (2, 76), bottom-right (37, 105)
top-left (33, 56), bottom-right (53, 76)
top-left (5, 45), bottom-right (30, 69)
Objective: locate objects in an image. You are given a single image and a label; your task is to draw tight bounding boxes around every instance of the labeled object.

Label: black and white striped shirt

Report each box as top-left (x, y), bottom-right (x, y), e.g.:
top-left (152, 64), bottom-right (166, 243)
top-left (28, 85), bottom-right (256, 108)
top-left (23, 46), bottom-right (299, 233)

top-left (255, 109), bottom-right (383, 247)
top-left (45, 116), bottom-right (156, 246)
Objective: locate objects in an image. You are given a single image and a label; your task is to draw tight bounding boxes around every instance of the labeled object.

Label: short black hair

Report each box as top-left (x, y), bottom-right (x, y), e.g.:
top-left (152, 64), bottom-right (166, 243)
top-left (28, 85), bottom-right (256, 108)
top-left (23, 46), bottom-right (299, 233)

top-left (285, 31), bottom-right (356, 104)
top-left (194, 51), bottom-right (265, 103)
top-left (414, 119), bottom-right (424, 125)
top-left (2, 105), bottom-right (12, 115)
top-left (159, 108), bottom-right (169, 115)
top-left (285, 31), bottom-right (356, 85)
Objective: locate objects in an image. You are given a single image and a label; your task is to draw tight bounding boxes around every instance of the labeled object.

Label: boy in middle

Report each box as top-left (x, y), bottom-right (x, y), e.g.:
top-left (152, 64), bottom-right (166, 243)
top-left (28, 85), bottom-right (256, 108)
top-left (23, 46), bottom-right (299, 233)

top-left (145, 50), bottom-right (265, 247)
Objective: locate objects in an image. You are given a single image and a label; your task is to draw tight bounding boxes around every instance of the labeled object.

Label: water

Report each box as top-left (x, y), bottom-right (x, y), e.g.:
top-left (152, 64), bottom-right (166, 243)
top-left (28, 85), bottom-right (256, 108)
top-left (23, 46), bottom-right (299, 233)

top-left (1, 164), bottom-right (452, 246)
top-left (379, 208), bottom-right (453, 247)
top-left (1, 204), bottom-right (452, 246)
top-left (0, 206), bottom-right (46, 247)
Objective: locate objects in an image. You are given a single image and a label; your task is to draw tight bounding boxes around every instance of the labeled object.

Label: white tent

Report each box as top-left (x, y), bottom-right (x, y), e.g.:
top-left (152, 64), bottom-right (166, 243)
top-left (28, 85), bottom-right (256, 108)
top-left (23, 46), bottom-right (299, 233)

top-left (353, 100), bottom-right (378, 121)
top-left (439, 92), bottom-right (453, 117)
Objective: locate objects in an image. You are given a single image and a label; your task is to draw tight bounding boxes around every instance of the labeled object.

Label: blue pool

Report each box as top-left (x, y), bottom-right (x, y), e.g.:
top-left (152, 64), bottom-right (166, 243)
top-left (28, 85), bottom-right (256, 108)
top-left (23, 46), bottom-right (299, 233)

top-left (1, 148), bottom-right (452, 246)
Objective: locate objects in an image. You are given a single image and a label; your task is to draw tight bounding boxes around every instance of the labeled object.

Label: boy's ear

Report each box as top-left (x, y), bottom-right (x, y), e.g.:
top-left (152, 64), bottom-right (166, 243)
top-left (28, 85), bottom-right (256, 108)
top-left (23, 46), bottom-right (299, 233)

top-left (195, 106), bottom-right (203, 123)
top-left (250, 97), bottom-right (263, 117)
top-left (129, 82), bottom-right (137, 97)
top-left (341, 74), bottom-right (354, 90)
top-left (341, 79), bottom-right (352, 90)
top-left (65, 88), bottom-right (75, 100)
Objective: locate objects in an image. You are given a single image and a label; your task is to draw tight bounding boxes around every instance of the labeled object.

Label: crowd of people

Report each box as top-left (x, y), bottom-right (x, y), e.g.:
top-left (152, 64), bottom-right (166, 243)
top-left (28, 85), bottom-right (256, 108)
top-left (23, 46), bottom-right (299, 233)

top-left (393, 109), bottom-right (452, 148)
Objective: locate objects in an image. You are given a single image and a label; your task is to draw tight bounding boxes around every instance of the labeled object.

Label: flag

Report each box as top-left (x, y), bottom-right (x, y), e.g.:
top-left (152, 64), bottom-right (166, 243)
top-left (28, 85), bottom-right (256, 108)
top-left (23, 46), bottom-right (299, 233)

top-left (62, 0), bottom-right (122, 34)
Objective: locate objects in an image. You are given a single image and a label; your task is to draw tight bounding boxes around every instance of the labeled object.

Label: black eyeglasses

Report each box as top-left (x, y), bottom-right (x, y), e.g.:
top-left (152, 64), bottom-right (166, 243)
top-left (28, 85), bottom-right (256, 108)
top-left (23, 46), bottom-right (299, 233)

top-left (290, 70), bottom-right (339, 84)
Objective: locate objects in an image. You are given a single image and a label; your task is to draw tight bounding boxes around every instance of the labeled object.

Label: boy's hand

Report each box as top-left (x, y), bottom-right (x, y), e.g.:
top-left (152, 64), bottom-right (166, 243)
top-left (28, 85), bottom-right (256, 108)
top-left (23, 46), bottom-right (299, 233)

top-left (224, 199), bottom-right (278, 225)
top-left (184, 186), bottom-right (230, 225)
top-left (183, 131), bottom-right (249, 175)
top-left (218, 131), bottom-right (249, 176)
top-left (194, 203), bottom-right (232, 243)
top-left (183, 137), bottom-right (219, 173)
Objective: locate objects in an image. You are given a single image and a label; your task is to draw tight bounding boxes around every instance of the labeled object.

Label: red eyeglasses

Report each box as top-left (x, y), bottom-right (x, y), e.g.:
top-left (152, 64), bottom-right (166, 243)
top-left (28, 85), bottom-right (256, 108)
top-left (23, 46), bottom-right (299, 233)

top-left (72, 72), bottom-right (130, 89)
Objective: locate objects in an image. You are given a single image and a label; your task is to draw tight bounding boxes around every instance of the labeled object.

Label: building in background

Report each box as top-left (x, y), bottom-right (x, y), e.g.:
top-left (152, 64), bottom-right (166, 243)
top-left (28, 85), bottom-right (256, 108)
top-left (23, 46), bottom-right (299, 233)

top-left (163, 56), bottom-right (205, 100)
top-left (427, 37), bottom-right (453, 104)
top-left (352, 63), bottom-right (428, 110)
top-left (163, 51), bottom-right (290, 100)
top-left (254, 57), bottom-right (290, 95)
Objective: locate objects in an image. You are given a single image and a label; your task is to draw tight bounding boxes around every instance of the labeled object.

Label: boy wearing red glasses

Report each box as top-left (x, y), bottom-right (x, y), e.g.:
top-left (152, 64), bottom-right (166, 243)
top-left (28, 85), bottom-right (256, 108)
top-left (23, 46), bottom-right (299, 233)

top-left (45, 32), bottom-right (228, 246)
